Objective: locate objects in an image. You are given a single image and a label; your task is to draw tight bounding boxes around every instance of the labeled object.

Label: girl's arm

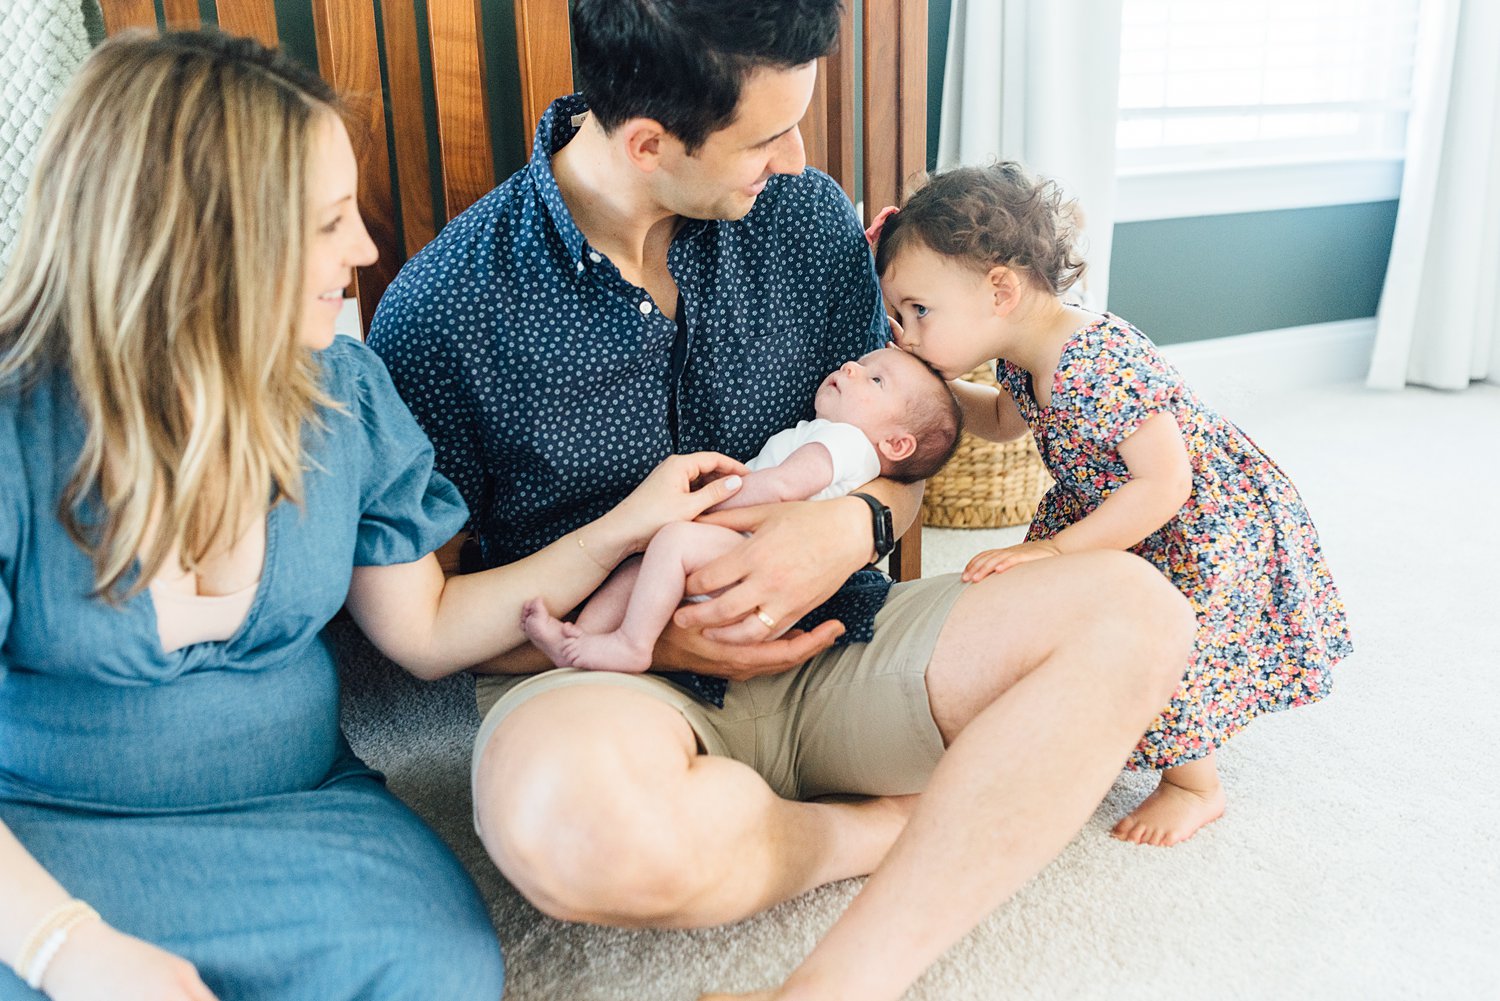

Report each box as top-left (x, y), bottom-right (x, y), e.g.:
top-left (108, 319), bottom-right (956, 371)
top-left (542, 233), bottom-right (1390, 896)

top-left (1051, 412), bottom-right (1193, 552)
top-left (962, 413), bottom-right (1192, 580)
top-left (1, 822), bottom-right (217, 999)
top-left (706, 443), bottom-right (836, 511)
top-left (345, 452), bottom-right (746, 681)
top-left (951, 380), bottom-right (1029, 442)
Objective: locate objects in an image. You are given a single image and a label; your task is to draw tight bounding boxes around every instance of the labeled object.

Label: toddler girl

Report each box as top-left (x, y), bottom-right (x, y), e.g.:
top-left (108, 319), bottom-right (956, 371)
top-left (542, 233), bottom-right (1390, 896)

top-left (870, 162), bottom-right (1353, 847)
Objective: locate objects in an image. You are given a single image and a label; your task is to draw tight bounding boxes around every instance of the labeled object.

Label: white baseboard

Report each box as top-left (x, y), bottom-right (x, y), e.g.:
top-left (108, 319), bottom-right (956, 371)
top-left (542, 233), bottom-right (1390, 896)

top-left (1160, 318), bottom-right (1375, 409)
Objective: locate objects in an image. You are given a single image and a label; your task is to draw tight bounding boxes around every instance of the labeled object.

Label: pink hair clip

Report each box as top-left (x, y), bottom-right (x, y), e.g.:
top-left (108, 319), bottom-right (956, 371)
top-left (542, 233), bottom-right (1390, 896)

top-left (864, 205), bottom-right (900, 247)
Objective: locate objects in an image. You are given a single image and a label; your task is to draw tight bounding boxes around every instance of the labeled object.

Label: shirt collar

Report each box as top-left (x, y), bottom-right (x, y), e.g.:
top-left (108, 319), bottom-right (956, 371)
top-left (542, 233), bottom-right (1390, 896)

top-left (529, 94), bottom-right (591, 263)
top-left (529, 94), bottom-right (713, 264)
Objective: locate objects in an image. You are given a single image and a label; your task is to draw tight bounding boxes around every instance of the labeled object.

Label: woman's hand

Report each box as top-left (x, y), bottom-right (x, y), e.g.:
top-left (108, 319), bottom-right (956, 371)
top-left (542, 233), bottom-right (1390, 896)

top-left (606, 452), bottom-right (749, 557)
top-left (961, 540), bottom-right (1063, 582)
top-left (42, 920), bottom-right (218, 1001)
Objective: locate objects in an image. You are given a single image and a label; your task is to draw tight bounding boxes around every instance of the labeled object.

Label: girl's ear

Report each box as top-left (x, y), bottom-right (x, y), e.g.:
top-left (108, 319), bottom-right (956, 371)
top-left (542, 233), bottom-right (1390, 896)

top-left (877, 430), bottom-right (918, 463)
top-left (619, 118), bottom-right (668, 172)
top-left (985, 265), bottom-right (1025, 317)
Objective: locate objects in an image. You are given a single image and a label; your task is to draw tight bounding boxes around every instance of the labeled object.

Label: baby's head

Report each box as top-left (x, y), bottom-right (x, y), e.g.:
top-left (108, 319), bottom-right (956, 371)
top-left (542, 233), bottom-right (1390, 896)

top-left (872, 162), bottom-right (1086, 377)
top-left (814, 347), bottom-right (963, 482)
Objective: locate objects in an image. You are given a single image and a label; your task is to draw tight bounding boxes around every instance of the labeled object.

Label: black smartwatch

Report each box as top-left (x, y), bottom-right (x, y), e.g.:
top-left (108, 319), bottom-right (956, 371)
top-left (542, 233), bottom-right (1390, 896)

top-left (848, 492), bottom-right (895, 565)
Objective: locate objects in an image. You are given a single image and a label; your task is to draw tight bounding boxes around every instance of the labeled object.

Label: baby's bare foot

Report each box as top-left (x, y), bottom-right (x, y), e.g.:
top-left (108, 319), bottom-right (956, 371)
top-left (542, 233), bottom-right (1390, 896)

top-left (519, 598), bottom-right (576, 667)
top-left (560, 630), bottom-right (653, 673)
top-left (1111, 773), bottom-right (1225, 847)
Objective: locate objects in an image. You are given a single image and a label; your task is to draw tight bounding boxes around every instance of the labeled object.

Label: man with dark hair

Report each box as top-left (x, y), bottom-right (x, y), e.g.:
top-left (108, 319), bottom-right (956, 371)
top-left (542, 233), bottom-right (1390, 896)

top-left (369, 1), bottom-right (1192, 997)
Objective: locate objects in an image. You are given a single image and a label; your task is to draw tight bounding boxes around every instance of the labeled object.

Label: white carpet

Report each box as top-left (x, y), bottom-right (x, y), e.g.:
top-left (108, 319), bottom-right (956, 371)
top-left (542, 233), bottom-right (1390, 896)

top-left (334, 373), bottom-right (1500, 1000)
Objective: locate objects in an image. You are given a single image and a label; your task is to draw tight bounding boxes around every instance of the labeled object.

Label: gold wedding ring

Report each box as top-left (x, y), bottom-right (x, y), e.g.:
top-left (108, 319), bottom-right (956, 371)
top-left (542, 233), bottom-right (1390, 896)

top-left (754, 609), bottom-right (777, 630)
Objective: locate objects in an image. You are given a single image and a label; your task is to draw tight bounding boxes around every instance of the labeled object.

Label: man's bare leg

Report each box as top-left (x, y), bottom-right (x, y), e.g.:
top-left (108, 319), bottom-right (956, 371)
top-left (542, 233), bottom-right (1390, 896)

top-left (700, 551), bottom-right (1195, 1001)
top-left (474, 684), bottom-right (916, 928)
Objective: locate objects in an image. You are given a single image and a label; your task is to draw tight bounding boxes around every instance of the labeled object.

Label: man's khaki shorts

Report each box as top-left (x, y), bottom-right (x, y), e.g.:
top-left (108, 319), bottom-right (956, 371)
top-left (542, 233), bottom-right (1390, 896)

top-left (472, 573), bottom-right (969, 803)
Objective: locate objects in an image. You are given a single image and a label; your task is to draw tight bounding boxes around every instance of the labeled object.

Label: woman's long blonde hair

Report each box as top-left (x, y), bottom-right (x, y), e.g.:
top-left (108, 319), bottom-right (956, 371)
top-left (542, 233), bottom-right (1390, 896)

top-left (0, 30), bottom-right (342, 602)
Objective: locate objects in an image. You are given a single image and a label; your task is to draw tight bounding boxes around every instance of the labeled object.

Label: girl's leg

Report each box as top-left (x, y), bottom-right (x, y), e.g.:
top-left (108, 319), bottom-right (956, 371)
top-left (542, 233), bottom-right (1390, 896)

top-left (1110, 750), bottom-right (1225, 847)
top-left (560, 522), bottom-right (745, 673)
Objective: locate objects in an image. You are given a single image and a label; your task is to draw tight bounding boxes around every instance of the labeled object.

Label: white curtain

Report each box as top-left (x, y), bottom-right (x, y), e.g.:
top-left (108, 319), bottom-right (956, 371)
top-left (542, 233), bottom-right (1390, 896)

top-left (1367, 0), bottom-right (1500, 390)
top-left (936, 0), bottom-right (1123, 309)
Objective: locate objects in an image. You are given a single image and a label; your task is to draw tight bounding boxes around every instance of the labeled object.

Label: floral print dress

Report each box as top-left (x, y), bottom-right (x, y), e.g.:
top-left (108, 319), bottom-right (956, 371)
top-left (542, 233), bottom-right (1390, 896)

top-left (998, 313), bottom-right (1353, 770)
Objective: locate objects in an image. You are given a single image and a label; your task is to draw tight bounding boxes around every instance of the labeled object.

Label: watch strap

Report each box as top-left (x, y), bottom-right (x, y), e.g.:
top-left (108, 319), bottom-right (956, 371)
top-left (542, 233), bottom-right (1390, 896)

top-left (849, 491), bottom-right (895, 562)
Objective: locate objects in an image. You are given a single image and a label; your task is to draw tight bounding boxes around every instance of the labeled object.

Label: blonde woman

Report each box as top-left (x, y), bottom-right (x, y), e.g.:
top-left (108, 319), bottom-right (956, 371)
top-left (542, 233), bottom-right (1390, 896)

top-left (0, 30), bottom-right (744, 1001)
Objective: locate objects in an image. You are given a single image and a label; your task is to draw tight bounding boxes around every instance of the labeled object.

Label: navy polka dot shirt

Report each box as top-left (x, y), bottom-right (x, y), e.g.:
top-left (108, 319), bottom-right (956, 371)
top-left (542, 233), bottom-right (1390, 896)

top-left (368, 95), bottom-right (892, 706)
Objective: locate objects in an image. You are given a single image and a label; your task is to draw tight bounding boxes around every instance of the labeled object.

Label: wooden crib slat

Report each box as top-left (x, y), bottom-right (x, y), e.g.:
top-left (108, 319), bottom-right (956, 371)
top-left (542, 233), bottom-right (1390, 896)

top-left (214, 0), bottom-right (279, 48)
top-left (160, 0), bottom-right (200, 29)
top-left (379, 0), bottom-right (438, 255)
top-left (98, 0), bottom-right (157, 34)
top-left (427, 0), bottom-right (495, 220)
top-left (823, 1), bottom-right (858, 201)
top-left (898, 0), bottom-right (929, 195)
top-left (861, 1), bottom-right (901, 220)
top-left (513, 0), bottom-right (574, 148)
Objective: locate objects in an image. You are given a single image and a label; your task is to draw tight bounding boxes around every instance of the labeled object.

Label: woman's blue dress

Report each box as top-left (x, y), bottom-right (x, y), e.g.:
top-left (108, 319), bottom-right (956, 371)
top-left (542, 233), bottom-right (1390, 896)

top-left (0, 338), bottom-right (505, 999)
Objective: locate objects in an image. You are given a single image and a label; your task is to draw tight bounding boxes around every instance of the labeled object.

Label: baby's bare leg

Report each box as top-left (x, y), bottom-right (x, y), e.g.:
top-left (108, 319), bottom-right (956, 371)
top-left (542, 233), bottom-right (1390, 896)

top-left (521, 558), bottom-right (642, 667)
top-left (562, 522), bottom-right (745, 673)
top-left (575, 557), bottom-right (644, 633)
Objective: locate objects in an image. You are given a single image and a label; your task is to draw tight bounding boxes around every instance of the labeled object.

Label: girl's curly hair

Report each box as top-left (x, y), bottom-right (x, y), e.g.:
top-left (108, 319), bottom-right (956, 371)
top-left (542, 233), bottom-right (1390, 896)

top-left (873, 161), bottom-right (1086, 296)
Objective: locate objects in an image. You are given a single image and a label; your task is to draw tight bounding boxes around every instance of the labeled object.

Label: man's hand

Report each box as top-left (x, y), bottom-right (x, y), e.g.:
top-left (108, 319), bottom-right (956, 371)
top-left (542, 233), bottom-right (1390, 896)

top-left (675, 497), bottom-right (872, 643)
top-left (652, 619), bottom-right (845, 682)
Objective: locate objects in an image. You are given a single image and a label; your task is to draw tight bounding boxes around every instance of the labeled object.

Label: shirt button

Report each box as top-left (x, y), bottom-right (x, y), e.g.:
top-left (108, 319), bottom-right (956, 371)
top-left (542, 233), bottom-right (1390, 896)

top-left (588, 251), bottom-right (602, 263)
top-left (639, 300), bottom-right (653, 315)
top-left (575, 260), bottom-right (584, 273)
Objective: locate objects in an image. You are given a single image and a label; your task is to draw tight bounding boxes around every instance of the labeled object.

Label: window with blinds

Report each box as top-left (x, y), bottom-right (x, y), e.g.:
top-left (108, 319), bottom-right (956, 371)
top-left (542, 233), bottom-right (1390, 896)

top-left (1116, 0), bottom-right (1423, 184)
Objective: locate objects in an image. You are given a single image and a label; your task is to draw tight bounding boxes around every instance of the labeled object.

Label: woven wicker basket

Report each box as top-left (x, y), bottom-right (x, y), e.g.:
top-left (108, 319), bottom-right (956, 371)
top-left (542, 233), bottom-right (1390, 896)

top-left (921, 364), bottom-right (1053, 529)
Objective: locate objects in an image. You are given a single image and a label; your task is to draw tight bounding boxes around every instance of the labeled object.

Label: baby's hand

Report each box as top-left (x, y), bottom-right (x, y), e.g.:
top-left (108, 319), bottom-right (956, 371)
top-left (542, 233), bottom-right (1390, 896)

top-left (962, 541), bottom-right (1063, 582)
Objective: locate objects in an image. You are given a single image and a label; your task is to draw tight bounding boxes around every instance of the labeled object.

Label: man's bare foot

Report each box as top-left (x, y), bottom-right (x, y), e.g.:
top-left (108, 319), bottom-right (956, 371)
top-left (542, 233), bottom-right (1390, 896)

top-left (519, 598), bottom-right (582, 667)
top-left (1111, 755), bottom-right (1225, 847)
top-left (557, 630), bottom-right (654, 673)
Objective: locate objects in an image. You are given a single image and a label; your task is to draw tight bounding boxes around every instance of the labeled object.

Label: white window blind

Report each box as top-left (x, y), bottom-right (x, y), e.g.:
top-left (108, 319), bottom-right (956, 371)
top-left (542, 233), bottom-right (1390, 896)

top-left (1117, 0), bottom-right (1423, 176)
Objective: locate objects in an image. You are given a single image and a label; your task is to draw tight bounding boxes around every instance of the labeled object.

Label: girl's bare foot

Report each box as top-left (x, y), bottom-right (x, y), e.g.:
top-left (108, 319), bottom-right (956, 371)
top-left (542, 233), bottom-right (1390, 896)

top-left (1111, 753), bottom-right (1225, 847)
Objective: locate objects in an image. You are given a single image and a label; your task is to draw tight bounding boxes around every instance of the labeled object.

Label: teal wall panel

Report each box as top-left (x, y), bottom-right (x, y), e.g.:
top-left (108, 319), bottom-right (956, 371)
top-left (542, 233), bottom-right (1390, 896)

top-left (927, 0), bottom-right (950, 171)
top-left (1107, 202), bottom-right (1398, 345)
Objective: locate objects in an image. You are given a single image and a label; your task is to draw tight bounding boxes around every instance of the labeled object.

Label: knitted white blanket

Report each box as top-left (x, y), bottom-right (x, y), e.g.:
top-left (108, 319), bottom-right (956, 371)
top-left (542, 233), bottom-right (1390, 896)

top-left (1, 0), bottom-right (92, 267)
